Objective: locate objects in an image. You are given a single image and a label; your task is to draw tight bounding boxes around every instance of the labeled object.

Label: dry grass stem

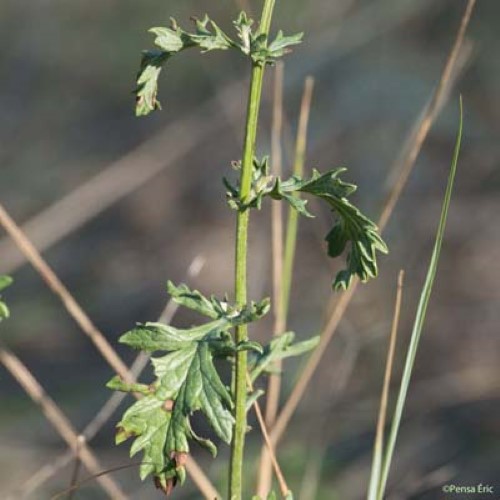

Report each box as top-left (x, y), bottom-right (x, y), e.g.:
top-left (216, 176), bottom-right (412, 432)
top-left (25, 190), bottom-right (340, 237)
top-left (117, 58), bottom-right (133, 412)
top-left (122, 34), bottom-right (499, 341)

top-left (67, 436), bottom-right (85, 500)
top-left (281, 76), bottom-right (315, 313)
top-left (49, 462), bottom-right (146, 500)
top-left (264, 59), bottom-right (286, 426)
top-left (378, 0), bottom-right (476, 231)
top-left (247, 374), bottom-right (290, 498)
top-left (376, 270), bottom-right (404, 452)
top-left (0, 202), bottom-right (132, 382)
top-left (253, 401), bottom-right (290, 497)
top-left (368, 270), bottom-right (404, 498)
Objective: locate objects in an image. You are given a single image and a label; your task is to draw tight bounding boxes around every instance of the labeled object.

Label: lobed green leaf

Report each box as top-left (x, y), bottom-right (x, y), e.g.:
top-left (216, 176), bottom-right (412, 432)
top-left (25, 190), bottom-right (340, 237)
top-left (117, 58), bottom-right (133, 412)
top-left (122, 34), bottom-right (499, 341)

top-left (111, 282), bottom-right (270, 490)
top-left (249, 332), bottom-right (320, 382)
top-left (233, 11), bottom-right (254, 54)
top-left (134, 16), bottom-right (234, 116)
top-left (167, 280), bottom-right (227, 319)
top-left (112, 340), bottom-right (234, 488)
top-left (267, 30), bottom-right (304, 58)
top-left (295, 168), bottom-right (388, 290)
top-left (135, 13), bottom-right (303, 116)
top-left (226, 162), bottom-right (388, 289)
top-left (135, 50), bottom-right (170, 116)
top-left (119, 321), bottom-right (216, 352)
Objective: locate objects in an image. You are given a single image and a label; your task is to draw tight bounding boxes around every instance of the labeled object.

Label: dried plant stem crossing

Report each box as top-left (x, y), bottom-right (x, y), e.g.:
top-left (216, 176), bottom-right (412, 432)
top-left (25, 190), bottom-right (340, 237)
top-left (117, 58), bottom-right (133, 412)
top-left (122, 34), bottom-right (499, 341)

top-left (0, 347), bottom-right (127, 500)
top-left (0, 202), bottom-right (131, 382)
top-left (247, 374), bottom-right (290, 497)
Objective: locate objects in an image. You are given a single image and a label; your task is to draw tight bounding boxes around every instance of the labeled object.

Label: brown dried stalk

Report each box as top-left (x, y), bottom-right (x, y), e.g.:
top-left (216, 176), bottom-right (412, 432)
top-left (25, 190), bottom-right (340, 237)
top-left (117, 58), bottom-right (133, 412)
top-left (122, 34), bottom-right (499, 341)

top-left (367, 270), bottom-right (404, 498)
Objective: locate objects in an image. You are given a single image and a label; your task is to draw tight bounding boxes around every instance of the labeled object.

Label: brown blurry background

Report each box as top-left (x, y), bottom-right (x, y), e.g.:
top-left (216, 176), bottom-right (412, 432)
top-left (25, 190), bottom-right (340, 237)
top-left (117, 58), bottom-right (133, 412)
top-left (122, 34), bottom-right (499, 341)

top-left (0, 0), bottom-right (498, 498)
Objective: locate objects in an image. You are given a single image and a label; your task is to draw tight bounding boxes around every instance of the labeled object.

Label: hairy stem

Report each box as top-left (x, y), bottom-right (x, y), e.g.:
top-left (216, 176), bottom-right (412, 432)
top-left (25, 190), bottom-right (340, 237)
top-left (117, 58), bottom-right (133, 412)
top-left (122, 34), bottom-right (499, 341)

top-left (229, 0), bottom-right (276, 498)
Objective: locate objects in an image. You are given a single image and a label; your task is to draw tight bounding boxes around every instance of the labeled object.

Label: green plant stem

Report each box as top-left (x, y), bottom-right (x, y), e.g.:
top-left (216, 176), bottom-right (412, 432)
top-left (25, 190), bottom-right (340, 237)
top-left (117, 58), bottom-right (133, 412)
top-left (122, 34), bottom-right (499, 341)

top-left (229, 1), bottom-right (276, 498)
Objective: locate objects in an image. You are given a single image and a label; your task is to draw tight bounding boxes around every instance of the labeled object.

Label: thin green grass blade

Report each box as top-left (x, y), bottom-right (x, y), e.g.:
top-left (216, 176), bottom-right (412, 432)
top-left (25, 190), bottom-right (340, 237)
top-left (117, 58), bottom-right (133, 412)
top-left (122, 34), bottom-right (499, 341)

top-left (376, 97), bottom-right (463, 500)
top-left (367, 429), bottom-right (383, 500)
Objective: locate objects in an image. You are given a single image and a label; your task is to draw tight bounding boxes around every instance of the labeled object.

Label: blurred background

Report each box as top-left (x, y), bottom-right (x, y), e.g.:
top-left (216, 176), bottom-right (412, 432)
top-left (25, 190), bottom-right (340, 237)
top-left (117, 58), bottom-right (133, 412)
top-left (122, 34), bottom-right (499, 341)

top-left (0, 0), bottom-right (499, 498)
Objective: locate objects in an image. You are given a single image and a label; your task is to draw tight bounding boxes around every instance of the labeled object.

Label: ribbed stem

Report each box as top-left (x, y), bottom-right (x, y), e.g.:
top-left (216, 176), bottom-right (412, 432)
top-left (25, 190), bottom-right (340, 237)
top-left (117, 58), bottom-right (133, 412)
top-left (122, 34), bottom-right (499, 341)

top-left (229, 1), bottom-right (276, 498)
